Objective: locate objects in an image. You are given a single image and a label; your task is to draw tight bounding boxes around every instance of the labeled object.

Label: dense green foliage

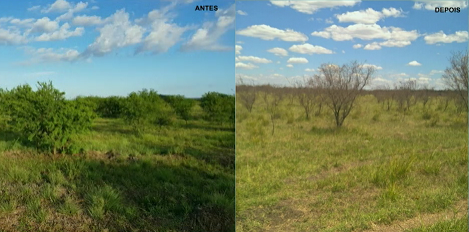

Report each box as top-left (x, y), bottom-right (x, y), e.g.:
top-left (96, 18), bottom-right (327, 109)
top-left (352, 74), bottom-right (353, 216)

top-left (121, 89), bottom-right (174, 133)
top-left (165, 95), bottom-right (195, 124)
top-left (1, 82), bottom-right (96, 154)
top-left (200, 92), bottom-right (235, 125)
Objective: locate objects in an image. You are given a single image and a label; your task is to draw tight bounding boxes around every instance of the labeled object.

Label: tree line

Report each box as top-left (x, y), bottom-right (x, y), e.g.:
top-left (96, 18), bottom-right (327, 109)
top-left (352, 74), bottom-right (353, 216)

top-left (0, 83), bottom-right (234, 154)
top-left (237, 51), bottom-right (468, 133)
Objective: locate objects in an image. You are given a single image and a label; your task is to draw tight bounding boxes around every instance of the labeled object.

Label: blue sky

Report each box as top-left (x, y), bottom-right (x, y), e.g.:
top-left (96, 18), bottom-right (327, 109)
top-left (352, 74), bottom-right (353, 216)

top-left (235, 1), bottom-right (468, 89)
top-left (0, 0), bottom-right (234, 98)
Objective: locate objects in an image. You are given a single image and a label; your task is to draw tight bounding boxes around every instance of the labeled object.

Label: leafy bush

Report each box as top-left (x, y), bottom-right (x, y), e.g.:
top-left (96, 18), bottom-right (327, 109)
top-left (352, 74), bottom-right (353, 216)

top-left (164, 95), bottom-right (195, 124)
top-left (3, 82), bottom-right (96, 154)
top-left (200, 92), bottom-right (234, 125)
top-left (121, 89), bottom-right (174, 133)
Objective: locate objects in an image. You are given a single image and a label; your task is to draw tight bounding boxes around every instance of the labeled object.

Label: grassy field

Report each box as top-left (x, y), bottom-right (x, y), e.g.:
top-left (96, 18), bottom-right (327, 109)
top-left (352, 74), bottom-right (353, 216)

top-left (236, 93), bottom-right (467, 232)
top-left (0, 105), bottom-right (235, 232)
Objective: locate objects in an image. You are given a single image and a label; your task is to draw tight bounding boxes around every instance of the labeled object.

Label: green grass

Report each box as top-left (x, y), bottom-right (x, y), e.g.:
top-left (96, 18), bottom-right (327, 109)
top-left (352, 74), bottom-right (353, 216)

top-left (236, 93), bottom-right (467, 232)
top-left (0, 112), bottom-right (234, 231)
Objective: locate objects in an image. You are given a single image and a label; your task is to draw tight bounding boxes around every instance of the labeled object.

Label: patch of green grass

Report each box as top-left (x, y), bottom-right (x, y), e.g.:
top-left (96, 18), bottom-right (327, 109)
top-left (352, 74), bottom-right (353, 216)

top-left (0, 116), bottom-right (234, 231)
top-left (236, 93), bottom-right (467, 232)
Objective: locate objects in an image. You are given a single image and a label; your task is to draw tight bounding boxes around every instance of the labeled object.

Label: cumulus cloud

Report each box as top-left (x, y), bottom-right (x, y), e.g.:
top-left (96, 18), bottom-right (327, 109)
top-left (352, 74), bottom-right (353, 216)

top-left (287, 57), bottom-right (308, 64)
top-left (267, 47), bottom-right (289, 56)
top-left (235, 45), bottom-right (242, 55)
top-left (424, 31), bottom-right (468, 44)
top-left (0, 28), bottom-right (28, 45)
top-left (84, 9), bottom-right (145, 57)
top-left (288, 43), bottom-right (334, 55)
top-left (336, 7), bottom-right (404, 24)
top-left (28, 5), bottom-right (41, 11)
top-left (236, 62), bottom-right (258, 69)
top-left (364, 42), bottom-right (381, 50)
top-left (286, 64), bottom-right (294, 68)
top-left (22, 47), bottom-right (81, 64)
top-left (311, 24), bottom-right (419, 43)
top-left (180, 4), bottom-right (235, 52)
top-left (269, 1), bottom-right (360, 14)
top-left (407, 60), bottom-right (421, 66)
top-left (353, 44), bottom-right (363, 49)
top-left (413, 1), bottom-right (468, 10)
top-left (41, 0), bottom-right (73, 13)
top-left (237, 24), bottom-right (308, 42)
top-left (72, 15), bottom-right (103, 26)
top-left (305, 68), bottom-right (315, 72)
top-left (29, 17), bottom-right (59, 33)
top-left (363, 63), bottom-right (383, 70)
top-left (236, 55), bottom-right (272, 64)
top-left (35, 23), bottom-right (84, 41)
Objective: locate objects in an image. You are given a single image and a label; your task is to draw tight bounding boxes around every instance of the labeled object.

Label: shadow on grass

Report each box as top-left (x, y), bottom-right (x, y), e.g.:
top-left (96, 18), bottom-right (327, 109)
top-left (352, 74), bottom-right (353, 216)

top-left (49, 156), bottom-right (235, 232)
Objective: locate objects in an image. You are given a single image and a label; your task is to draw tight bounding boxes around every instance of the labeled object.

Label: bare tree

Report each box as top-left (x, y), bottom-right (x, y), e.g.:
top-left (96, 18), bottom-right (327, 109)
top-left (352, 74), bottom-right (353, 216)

top-left (395, 80), bottom-right (418, 112)
top-left (236, 82), bottom-right (257, 113)
top-left (308, 61), bottom-right (374, 127)
top-left (293, 79), bottom-right (317, 120)
top-left (261, 87), bottom-right (283, 135)
top-left (442, 50), bottom-right (468, 111)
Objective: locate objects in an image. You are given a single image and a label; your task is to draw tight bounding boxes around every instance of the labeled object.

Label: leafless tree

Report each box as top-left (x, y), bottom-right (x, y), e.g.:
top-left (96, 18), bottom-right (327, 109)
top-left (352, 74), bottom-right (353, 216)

top-left (442, 50), bottom-right (468, 111)
top-left (395, 80), bottom-right (418, 112)
top-left (308, 61), bottom-right (374, 127)
top-left (261, 87), bottom-right (283, 135)
top-left (236, 81), bottom-right (257, 113)
top-left (293, 79), bottom-right (317, 120)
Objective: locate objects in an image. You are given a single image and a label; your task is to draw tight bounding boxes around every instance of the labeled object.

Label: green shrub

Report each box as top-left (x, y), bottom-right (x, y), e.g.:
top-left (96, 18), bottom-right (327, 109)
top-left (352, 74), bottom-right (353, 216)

top-left (3, 82), bottom-right (96, 154)
top-left (165, 95), bottom-right (195, 124)
top-left (200, 92), bottom-right (234, 125)
top-left (121, 89), bottom-right (174, 133)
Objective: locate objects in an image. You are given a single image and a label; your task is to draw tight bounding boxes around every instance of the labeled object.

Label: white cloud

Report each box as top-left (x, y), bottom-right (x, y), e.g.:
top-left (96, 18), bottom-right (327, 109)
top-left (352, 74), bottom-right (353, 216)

top-left (424, 31), bottom-right (468, 44)
top-left (407, 60), bottom-right (421, 66)
top-left (287, 57), bottom-right (309, 64)
top-left (429, 70), bottom-right (444, 75)
top-left (91, 6), bottom-right (99, 10)
top-left (42, 0), bottom-right (72, 13)
top-left (363, 63), bottom-right (383, 70)
top-left (336, 7), bottom-right (403, 24)
top-left (0, 28), bottom-right (28, 45)
top-left (181, 4), bottom-right (234, 52)
top-left (305, 68), bottom-right (315, 72)
top-left (353, 44), bottom-right (363, 49)
top-left (22, 47), bottom-right (80, 64)
top-left (269, 1), bottom-right (360, 14)
top-left (237, 24), bottom-right (308, 42)
top-left (311, 24), bottom-right (419, 43)
top-left (10, 18), bottom-right (35, 27)
top-left (364, 42), bottom-right (381, 50)
top-left (56, 2), bottom-right (89, 21)
top-left (379, 40), bottom-right (411, 47)
top-left (236, 55), bottom-right (272, 64)
top-left (28, 5), bottom-right (41, 11)
top-left (236, 62), bottom-right (258, 69)
top-left (325, 18), bottom-right (334, 24)
top-left (286, 64), bottom-right (294, 68)
top-left (29, 17), bottom-right (59, 33)
top-left (85, 9), bottom-right (145, 56)
top-left (237, 10), bottom-right (247, 16)
top-left (235, 45), bottom-right (242, 55)
top-left (72, 15), bottom-right (103, 26)
top-left (35, 23), bottom-right (84, 41)
top-left (267, 47), bottom-right (289, 56)
top-left (288, 43), bottom-right (334, 55)
top-left (413, 1), bottom-right (468, 10)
